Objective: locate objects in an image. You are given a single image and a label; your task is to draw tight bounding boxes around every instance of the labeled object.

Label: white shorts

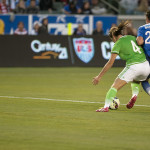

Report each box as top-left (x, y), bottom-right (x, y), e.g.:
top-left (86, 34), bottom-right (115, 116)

top-left (118, 61), bottom-right (150, 83)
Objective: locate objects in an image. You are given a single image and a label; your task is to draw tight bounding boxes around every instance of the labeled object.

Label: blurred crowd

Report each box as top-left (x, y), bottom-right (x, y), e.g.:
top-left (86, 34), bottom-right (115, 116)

top-left (13, 18), bottom-right (49, 35)
top-left (120, 0), bottom-right (150, 15)
top-left (0, 0), bottom-right (148, 35)
top-left (2, 17), bottom-right (136, 37)
top-left (0, 0), bottom-right (150, 15)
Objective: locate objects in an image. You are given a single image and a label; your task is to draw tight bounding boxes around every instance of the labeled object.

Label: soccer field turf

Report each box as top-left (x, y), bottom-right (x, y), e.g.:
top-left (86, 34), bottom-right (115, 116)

top-left (0, 67), bottom-right (150, 150)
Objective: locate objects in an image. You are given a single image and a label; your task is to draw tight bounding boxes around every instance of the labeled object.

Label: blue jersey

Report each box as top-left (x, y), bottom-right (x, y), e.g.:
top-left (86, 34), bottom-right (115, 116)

top-left (137, 23), bottom-right (150, 62)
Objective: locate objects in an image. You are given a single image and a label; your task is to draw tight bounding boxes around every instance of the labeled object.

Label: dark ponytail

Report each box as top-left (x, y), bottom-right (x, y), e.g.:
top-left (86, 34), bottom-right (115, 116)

top-left (109, 20), bottom-right (129, 39)
top-left (146, 11), bottom-right (150, 21)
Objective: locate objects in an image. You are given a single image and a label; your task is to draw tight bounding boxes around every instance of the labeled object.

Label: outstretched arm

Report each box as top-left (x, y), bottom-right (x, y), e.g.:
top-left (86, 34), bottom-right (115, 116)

top-left (92, 53), bottom-right (118, 85)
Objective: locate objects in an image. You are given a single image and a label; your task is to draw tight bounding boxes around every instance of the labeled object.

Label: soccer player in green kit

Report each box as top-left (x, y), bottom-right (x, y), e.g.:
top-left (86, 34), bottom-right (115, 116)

top-left (92, 21), bottom-right (150, 112)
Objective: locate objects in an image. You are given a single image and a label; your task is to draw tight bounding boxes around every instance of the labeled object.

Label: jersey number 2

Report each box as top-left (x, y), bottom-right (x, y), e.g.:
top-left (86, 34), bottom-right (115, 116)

top-left (131, 40), bottom-right (141, 54)
top-left (145, 31), bottom-right (150, 44)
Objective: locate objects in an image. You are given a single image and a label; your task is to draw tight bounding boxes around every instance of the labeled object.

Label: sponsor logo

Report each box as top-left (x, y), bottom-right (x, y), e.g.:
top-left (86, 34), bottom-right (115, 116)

top-left (31, 40), bottom-right (68, 59)
top-left (48, 24), bottom-right (88, 35)
top-left (101, 41), bottom-right (120, 60)
top-left (73, 38), bottom-right (94, 63)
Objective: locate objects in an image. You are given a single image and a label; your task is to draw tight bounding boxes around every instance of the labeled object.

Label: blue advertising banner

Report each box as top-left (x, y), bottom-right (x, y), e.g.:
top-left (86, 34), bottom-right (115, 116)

top-left (93, 16), bottom-right (117, 35)
top-left (0, 15), bottom-right (28, 34)
top-left (32, 15), bottom-right (90, 35)
top-left (0, 14), bottom-right (117, 35)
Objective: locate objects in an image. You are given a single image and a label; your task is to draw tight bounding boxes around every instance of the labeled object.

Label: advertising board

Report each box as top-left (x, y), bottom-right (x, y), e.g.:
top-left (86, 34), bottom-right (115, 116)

top-left (0, 35), bottom-right (125, 67)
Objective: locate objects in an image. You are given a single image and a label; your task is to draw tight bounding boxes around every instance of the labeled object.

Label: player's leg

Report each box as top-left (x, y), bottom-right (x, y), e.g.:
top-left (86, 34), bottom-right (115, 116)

top-left (96, 62), bottom-right (149, 112)
top-left (141, 77), bottom-right (150, 96)
top-left (104, 78), bottom-right (127, 108)
top-left (96, 66), bottom-right (130, 112)
top-left (126, 61), bottom-right (150, 108)
top-left (96, 78), bottom-right (127, 112)
top-left (131, 82), bottom-right (140, 96)
top-left (126, 81), bottom-right (140, 109)
top-left (142, 57), bottom-right (150, 95)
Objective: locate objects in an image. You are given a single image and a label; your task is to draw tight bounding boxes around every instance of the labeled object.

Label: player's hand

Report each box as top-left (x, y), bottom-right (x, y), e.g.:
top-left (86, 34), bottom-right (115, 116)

top-left (92, 76), bottom-right (100, 85)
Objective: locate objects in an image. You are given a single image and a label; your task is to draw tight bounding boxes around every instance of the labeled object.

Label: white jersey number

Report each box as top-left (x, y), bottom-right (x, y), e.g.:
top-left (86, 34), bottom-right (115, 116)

top-left (145, 31), bottom-right (150, 44)
top-left (131, 40), bottom-right (142, 54)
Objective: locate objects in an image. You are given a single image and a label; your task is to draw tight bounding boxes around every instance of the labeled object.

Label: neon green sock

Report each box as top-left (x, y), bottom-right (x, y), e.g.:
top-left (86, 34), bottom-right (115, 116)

top-left (104, 87), bottom-right (117, 108)
top-left (131, 82), bottom-right (140, 97)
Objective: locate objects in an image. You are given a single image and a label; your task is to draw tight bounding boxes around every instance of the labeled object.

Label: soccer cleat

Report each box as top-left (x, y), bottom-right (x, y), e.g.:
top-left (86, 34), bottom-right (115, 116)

top-left (126, 95), bottom-right (137, 109)
top-left (96, 107), bottom-right (109, 112)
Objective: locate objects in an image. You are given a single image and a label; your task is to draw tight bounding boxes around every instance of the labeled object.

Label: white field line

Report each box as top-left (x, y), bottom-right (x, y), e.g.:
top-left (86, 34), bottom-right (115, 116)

top-left (0, 96), bottom-right (150, 108)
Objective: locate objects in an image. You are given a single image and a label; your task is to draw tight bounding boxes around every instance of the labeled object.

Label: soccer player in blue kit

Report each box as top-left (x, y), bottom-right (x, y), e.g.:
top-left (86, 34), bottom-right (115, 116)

top-left (137, 11), bottom-right (150, 95)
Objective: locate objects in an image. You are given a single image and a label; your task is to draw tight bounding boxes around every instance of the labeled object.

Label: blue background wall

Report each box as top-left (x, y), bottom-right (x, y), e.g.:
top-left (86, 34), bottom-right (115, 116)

top-left (0, 14), bottom-right (117, 35)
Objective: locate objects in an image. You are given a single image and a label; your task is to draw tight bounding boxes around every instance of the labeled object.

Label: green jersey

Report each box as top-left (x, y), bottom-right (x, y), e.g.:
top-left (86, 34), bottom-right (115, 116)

top-left (111, 35), bottom-right (146, 66)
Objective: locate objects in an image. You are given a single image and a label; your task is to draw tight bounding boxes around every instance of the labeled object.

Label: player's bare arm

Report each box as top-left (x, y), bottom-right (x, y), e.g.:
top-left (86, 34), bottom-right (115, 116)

top-left (92, 53), bottom-right (118, 85)
top-left (136, 36), bottom-right (144, 45)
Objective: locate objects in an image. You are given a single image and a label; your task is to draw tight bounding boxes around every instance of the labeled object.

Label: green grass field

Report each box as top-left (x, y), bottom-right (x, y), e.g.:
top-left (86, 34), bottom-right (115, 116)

top-left (0, 67), bottom-right (150, 150)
